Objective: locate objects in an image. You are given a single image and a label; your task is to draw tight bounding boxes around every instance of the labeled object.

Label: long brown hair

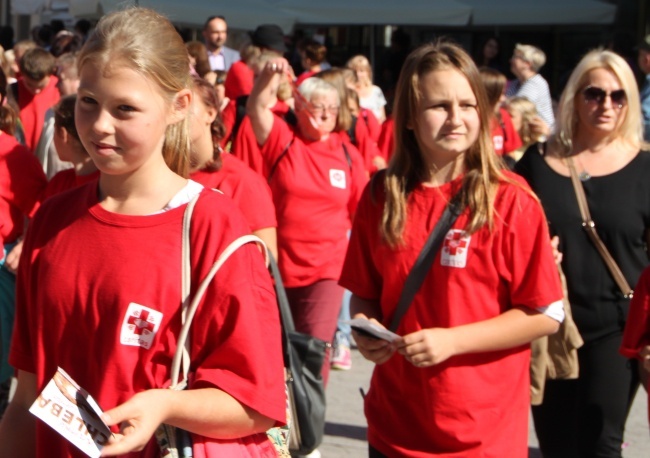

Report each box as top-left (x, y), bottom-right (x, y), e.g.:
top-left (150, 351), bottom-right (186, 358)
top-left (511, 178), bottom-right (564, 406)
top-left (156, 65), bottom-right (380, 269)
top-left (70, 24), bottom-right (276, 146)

top-left (191, 75), bottom-right (225, 172)
top-left (77, 7), bottom-right (192, 177)
top-left (382, 41), bottom-right (506, 247)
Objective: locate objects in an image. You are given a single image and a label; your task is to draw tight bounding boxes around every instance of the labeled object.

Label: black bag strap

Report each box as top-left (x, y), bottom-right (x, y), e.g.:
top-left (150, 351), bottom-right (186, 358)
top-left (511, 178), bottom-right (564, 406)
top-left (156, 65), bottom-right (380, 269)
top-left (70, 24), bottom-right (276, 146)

top-left (347, 115), bottom-right (358, 145)
top-left (388, 192), bottom-right (463, 332)
top-left (268, 253), bottom-right (295, 367)
top-left (267, 139), bottom-right (294, 184)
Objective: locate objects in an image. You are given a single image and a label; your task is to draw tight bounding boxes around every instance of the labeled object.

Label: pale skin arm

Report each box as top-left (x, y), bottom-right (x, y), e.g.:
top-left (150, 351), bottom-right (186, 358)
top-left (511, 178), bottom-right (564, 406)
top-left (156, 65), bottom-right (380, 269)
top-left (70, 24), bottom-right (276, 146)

top-left (0, 370), bottom-right (37, 458)
top-left (4, 238), bottom-right (23, 273)
top-left (252, 227), bottom-right (277, 261)
top-left (245, 58), bottom-right (288, 146)
top-left (100, 387), bottom-right (275, 456)
top-left (351, 294), bottom-right (559, 368)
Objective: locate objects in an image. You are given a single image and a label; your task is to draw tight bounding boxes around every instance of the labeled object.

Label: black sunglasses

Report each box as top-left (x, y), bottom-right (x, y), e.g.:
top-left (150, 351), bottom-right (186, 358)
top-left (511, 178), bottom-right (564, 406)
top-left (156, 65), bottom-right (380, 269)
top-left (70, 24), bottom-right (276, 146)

top-left (582, 86), bottom-right (627, 108)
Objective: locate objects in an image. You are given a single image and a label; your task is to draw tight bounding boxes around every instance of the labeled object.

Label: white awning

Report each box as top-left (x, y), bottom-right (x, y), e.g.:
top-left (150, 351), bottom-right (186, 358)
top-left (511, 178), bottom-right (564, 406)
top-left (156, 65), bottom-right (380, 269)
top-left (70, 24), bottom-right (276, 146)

top-left (68, 0), bottom-right (297, 31)
top-left (464, 0), bottom-right (617, 25)
top-left (278, 0), bottom-right (472, 26)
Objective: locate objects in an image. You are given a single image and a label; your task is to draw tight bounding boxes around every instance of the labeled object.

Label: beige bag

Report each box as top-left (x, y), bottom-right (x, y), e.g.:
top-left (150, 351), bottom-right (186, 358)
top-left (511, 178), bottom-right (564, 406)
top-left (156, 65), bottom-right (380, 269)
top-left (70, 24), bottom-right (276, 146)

top-left (530, 264), bottom-right (583, 405)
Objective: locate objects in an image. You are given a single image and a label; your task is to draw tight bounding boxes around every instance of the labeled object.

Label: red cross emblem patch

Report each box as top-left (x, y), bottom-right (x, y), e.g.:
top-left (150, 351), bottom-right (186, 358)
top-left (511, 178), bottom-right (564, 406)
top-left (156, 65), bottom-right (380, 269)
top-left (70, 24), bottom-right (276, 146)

top-left (120, 303), bottom-right (163, 349)
top-left (441, 229), bottom-right (471, 268)
top-left (329, 169), bottom-right (346, 189)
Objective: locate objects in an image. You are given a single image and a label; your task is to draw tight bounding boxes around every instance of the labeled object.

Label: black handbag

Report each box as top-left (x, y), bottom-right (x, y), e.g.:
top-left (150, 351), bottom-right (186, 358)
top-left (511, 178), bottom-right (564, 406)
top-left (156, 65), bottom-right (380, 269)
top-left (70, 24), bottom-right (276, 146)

top-left (268, 254), bottom-right (327, 455)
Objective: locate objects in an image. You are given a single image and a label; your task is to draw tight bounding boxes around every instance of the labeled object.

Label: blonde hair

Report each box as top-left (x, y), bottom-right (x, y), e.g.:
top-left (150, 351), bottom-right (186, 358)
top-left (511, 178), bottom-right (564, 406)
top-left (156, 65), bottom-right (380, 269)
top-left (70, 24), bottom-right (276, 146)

top-left (505, 96), bottom-right (539, 146)
top-left (315, 68), bottom-right (353, 132)
top-left (383, 41), bottom-right (507, 247)
top-left (77, 7), bottom-right (191, 177)
top-left (514, 44), bottom-right (546, 72)
top-left (551, 48), bottom-right (647, 155)
top-left (346, 54), bottom-right (373, 87)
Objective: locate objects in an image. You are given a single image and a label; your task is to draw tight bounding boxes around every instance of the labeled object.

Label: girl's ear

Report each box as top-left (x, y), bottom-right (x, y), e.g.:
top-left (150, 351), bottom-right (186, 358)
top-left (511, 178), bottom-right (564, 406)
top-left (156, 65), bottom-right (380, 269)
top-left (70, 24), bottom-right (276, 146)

top-left (205, 104), bottom-right (218, 124)
top-left (169, 88), bottom-right (193, 125)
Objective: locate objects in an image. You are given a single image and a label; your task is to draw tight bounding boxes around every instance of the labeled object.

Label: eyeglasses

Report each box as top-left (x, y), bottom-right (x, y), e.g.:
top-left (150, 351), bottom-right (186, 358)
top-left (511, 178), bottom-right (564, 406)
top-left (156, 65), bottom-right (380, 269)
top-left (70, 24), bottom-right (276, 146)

top-left (309, 104), bottom-right (340, 116)
top-left (582, 86), bottom-right (627, 108)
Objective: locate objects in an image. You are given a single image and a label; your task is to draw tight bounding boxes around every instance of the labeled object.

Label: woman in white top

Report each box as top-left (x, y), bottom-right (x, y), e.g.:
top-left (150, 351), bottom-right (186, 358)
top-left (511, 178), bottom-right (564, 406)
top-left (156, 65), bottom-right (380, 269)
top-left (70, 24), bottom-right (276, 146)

top-left (347, 54), bottom-right (387, 123)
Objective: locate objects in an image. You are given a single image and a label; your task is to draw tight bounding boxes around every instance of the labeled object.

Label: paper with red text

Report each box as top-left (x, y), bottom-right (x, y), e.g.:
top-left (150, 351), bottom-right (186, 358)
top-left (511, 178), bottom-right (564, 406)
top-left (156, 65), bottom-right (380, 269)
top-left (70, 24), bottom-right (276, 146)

top-left (29, 367), bottom-right (113, 458)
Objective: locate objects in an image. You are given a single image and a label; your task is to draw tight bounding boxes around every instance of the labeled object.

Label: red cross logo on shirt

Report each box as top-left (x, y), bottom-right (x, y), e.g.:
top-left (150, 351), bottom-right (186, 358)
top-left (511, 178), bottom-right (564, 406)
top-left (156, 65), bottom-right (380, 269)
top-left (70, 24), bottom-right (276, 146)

top-left (127, 310), bottom-right (155, 335)
top-left (444, 231), bottom-right (468, 255)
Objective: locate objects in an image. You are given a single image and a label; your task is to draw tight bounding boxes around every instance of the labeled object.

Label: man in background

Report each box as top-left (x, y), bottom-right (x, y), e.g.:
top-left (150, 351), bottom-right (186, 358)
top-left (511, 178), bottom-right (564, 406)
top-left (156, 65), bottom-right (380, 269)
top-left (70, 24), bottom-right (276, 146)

top-left (203, 15), bottom-right (240, 72)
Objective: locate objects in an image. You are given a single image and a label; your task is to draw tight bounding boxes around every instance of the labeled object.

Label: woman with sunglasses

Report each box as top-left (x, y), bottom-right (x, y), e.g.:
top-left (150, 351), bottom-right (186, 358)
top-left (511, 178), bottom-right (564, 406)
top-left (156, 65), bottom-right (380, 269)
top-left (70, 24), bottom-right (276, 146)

top-left (246, 58), bottom-right (368, 392)
top-left (516, 49), bottom-right (650, 458)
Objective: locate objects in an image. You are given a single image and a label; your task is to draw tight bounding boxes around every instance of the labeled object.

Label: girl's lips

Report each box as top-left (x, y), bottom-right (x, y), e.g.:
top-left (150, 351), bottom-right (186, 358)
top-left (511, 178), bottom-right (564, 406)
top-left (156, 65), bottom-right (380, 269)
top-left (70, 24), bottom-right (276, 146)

top-left (93, 142), bottom-right (119, 155)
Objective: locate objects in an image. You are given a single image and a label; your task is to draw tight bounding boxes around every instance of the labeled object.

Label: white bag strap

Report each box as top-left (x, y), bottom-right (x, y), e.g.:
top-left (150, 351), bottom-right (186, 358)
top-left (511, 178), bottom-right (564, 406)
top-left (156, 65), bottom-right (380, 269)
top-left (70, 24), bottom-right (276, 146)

top-left (170, 193), bottom-right (268, 390)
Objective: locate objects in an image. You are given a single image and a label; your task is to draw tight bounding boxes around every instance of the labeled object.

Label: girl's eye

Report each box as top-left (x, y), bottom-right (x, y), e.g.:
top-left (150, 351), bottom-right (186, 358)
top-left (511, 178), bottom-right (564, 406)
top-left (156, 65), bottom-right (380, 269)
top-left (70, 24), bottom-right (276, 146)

top-left (461, 104), bottom-right (477, 110)
top-left (118, 105), bottom-right (136, 112)
top-left (80, 96), bottom-right (97, 105)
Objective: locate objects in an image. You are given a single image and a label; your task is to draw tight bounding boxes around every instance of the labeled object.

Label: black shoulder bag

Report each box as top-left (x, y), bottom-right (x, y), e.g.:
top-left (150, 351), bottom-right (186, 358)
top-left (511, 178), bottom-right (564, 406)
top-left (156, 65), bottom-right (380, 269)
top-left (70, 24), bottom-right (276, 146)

top-left (268, 254), bottom-right (327, 455)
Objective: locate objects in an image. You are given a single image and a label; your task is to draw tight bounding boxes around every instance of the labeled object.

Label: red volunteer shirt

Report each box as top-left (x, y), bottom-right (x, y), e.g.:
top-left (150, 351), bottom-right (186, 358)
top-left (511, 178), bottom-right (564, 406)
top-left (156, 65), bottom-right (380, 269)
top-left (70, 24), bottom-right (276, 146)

top-left (11, 185), bottom-right (286, 457)
top-left (491, 108), bottom-right (522, 156)
top-left (377, 117), bottom-right (395, 163)
top-left (261, 116), bottom-right (368, 287)
top-left (224, 60), bottom-right (254, 100)
top-left (190, 153), bottom-right (277, 231)
top-left (621, 266), bottom-right (650, 423)
top-left (43, 169), bottom-right (100, 200)
top-left (340, 172), bottom-right (562, 457)
top-left (16, 76), bottom-right (60, 152)
top-left (0, 133), bottom-right (47, 243)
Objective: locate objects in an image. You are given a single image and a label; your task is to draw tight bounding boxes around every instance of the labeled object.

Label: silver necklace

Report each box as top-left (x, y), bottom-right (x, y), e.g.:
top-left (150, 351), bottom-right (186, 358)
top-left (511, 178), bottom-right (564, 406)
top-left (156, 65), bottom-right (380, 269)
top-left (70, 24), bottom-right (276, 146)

top-left (574, 155), bottom-right (591, 181)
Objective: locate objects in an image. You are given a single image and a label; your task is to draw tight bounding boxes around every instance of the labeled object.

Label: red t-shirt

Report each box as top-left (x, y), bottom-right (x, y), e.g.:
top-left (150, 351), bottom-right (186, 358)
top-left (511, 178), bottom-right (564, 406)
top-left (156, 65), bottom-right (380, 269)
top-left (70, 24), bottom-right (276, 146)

top-left (224, 60), bottom-right (254, 100)
top-left (340, 172), bottom-right (562, 457)
top-left (349, 110), bottom-right (382, 175)
top-left (377, 117), bottom-right (394, 163)
top-left (0, 133), bottom-right (47, 243)
top-left (295, 70), bottom-right (317, 87)
top-left (231, 101), bottom-right (294, 175)
top-left (359, 108), bottom-right (381, 142)
top-left (190, 153), bottom-right (277, 231)
top-left (260, 116), bottom-right (368, 287)
top-left (11, 185), bottom-right (286, 457)
top-left (491, 108), bottom-right (522, 156)
top-left (621, 267), bottom-right (650, 403)
top-left (16, 75), bottom-right (60, 152)
top-left (43, 169), bottom-right (100, 200)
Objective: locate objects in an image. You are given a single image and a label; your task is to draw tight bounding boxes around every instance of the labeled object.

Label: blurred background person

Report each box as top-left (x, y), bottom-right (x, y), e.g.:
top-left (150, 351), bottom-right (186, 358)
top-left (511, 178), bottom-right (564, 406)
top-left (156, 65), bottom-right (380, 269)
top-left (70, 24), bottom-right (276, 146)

top-left (506, 43), bottom-right (555, 132)
top-left (347, 54), bottom-right (387, 123)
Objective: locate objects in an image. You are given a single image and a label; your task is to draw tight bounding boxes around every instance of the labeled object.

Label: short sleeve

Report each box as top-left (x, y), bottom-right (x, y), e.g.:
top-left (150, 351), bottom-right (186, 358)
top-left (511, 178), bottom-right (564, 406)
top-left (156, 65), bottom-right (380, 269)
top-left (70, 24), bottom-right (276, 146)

top-left (497, 182), bottom-right (563, 309)
top-left (340, 181), bottom-right (383, 300)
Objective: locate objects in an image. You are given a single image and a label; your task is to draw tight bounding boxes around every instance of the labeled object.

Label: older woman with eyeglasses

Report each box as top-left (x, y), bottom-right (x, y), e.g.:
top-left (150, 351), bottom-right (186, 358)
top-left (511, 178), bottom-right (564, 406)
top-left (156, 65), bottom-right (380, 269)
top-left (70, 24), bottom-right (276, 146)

top-left (246, 58), bottom-right (368, 390)
top-left (516, 49), bottom-right (650, 458)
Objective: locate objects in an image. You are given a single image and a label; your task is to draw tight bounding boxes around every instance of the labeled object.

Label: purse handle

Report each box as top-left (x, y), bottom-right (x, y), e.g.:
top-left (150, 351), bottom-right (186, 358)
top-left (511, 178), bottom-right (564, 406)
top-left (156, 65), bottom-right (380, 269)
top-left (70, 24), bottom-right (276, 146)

top-left (565, 156), bottom-right (633, 299)
top-left (170, 193), bottom-right (269, 390)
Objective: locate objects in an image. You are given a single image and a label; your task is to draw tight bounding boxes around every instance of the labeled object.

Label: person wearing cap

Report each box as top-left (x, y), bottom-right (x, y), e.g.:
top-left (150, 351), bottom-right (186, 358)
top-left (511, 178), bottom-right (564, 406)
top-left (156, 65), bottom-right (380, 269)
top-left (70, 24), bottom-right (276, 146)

top-left (203, 15), bottom-right (240, 72)
top-left (251, 24), bottom-right (287, 56)
top-left (638, 35), bottom-right (650, 141)
top-left (506, 43), bottom-right (555, 133)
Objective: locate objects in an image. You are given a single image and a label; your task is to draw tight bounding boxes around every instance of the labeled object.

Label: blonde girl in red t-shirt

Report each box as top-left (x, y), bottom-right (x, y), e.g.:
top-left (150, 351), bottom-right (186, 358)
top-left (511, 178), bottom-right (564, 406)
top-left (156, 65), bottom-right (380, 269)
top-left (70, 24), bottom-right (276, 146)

top-left (0, 8), bottom-right (285, 457)
top-left (340, 41), bottom-right (563, 457)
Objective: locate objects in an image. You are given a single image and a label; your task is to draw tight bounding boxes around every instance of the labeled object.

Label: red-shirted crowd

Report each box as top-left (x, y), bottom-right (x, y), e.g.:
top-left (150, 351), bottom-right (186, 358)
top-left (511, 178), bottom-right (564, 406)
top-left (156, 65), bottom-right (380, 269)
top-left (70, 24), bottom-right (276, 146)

top-left (0, 7), bottom-right (649, 458)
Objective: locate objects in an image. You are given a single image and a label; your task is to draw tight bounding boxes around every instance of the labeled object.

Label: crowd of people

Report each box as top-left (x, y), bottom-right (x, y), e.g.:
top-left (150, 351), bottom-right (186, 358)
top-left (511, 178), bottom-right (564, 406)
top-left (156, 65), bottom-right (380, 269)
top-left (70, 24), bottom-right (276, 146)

top-left (0, 6), bottom-right (649, 458)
